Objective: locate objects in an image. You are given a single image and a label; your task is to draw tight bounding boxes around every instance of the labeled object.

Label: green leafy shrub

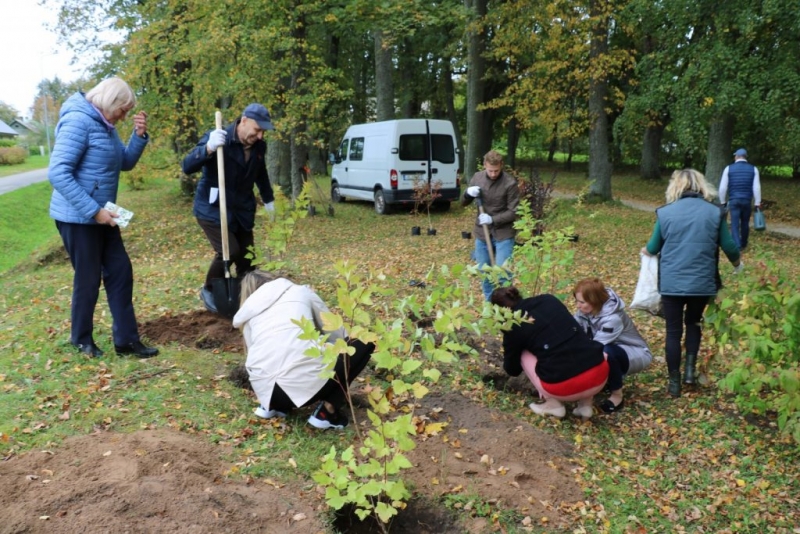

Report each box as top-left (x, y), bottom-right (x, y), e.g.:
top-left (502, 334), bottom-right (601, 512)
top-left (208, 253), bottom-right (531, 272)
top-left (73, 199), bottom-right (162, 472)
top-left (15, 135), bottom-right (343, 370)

top-left (299, 260), bottom-right (517, 530)
top-left (0, 146), bottom-right (27, 165)
top-left (705, 259), bottom-right (800, 444)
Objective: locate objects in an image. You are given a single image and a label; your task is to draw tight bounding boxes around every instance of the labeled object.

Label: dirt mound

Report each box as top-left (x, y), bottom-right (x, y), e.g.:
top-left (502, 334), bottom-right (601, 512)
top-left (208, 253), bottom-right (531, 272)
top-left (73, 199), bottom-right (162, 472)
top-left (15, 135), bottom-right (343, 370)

top-left (404, 392), bottom-right (582, 532)
top-left (0, 429), bottom-right (325, 534)
top-left (4, 310), bottom-right (582, 533)
top-left (139, 310), bottom-right (243, 353)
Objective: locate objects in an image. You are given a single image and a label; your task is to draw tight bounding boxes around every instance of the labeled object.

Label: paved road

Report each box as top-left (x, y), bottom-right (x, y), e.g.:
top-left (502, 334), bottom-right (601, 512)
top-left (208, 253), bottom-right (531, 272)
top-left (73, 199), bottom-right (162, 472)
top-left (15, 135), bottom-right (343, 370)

top-left (0, 168), bottom-right (49, 195)
top-left (553, 190), bottom-right (800, 239)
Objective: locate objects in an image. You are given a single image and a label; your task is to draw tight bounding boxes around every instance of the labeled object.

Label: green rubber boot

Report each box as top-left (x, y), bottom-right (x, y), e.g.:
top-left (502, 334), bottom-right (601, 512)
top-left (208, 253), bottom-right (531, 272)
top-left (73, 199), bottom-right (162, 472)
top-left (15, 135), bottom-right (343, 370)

top-left (668, 370), bottom-right (682, 398)
top-left (684, 353), bottom-right (697, 385)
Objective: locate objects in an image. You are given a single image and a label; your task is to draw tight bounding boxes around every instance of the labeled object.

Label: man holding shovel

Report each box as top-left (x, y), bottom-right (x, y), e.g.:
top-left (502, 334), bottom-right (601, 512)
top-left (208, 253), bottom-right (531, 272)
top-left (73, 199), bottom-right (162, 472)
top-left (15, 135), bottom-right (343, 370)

top-left (462, 150), bottom-right (520, 301)
top-left (182, 103), bottom-right (276, 313)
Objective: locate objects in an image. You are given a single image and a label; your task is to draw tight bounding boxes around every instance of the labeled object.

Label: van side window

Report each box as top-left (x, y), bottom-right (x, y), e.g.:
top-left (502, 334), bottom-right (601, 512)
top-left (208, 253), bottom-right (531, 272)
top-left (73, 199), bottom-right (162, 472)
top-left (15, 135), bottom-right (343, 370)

top-left (338, 139), bottom-right (350, 161)
top-left (349, 138), bottom-right (364, 161)
top-left (431, 134), bottom-right (455, 164)
top-left (399, 134), bottom-right (455, 164)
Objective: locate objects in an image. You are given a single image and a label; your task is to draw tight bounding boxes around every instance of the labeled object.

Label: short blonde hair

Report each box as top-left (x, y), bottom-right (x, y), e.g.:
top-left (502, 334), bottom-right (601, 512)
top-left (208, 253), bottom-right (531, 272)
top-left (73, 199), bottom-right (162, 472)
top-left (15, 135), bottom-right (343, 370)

top-left (665, 168), bottom-right (717, 203)
top-left (483, 150), bottom-right (504, 167)
top-left (85, 77), bottom-right (136, 115)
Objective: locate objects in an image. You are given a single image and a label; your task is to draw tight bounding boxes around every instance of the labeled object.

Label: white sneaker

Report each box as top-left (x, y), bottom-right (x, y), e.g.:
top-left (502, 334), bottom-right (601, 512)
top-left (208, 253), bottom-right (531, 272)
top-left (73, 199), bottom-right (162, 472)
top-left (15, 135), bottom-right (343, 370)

top-left (572, 405), bottom-right (594, 420)
top-left (254, 405), bottom-right (287, 419)
top-left (529, 400), bottom-right (566, 419)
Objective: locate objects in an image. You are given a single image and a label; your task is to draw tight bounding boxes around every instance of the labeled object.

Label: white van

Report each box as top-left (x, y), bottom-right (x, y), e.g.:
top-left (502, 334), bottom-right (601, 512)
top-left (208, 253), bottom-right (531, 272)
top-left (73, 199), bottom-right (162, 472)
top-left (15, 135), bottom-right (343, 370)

top-left (330, 119), bottom-right (460, 214)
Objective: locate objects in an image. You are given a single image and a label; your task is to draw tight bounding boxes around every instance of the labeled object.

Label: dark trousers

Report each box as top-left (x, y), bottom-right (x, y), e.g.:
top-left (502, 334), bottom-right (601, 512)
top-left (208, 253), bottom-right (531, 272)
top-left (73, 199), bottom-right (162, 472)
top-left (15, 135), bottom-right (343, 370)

top-left (269, 339), bottom-right (375, 413)
top-left (56, 221), bottom-right (140, 346)
top-left (661, 295), bottom-right (711, 373)
top-left (603, 344), bottom-right (630, 391)
top-left (197, 217), bottom-right (255, 289)
top-left (728, 198), bottom-right (752, 248)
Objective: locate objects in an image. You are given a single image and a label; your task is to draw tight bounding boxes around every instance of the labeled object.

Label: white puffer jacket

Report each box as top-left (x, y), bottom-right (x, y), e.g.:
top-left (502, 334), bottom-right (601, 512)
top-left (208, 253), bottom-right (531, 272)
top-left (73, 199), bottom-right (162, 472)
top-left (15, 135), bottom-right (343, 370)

top-left (232, 278), bottom-right (346, 409)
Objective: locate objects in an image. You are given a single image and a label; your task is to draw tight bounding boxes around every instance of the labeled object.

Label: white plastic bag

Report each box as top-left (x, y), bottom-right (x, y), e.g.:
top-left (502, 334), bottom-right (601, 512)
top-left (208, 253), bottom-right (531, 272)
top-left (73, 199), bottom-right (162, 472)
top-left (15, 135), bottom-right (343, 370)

top-left (630, 253), bottom-right (661, 314)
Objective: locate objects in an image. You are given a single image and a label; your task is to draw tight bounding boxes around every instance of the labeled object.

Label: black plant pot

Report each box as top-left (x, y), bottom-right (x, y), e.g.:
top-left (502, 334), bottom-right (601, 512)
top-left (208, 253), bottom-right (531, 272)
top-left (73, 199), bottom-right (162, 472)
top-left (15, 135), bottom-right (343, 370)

top-left (461, 231), bottom-right (472, 239)
top-left (411, 226), bottom-right (421, 236)
top-left (427, 228), bottom-right (437, 236)
top-left (308, 205), bottom-right (317, 216)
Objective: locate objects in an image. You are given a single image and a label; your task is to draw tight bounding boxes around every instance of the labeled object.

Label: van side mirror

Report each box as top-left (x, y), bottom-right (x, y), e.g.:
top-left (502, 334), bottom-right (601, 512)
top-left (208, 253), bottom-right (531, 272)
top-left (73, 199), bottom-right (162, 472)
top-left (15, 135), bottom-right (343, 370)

top-left (330, 152), bottom-right (342, 164)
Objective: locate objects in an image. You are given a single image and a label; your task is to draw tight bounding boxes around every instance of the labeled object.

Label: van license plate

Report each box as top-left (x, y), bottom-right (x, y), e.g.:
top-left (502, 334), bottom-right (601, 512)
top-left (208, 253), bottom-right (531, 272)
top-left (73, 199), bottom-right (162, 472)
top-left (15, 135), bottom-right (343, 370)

top-left (401, 174), bottom-right (416, 181)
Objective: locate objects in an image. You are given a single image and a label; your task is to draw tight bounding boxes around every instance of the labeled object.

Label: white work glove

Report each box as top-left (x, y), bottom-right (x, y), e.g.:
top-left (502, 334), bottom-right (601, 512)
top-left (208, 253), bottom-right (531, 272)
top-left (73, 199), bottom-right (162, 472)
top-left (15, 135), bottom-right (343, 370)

top-left (733, 261), bottom-right (744, 274)
top-left (264, 201), bottom-right (275, 221)
top-left (478, 213), bottom-right (493, 225)
top-left (466, 186), bottom-right (481, 198)
top-left (206, 129), bottom-right (227, 152)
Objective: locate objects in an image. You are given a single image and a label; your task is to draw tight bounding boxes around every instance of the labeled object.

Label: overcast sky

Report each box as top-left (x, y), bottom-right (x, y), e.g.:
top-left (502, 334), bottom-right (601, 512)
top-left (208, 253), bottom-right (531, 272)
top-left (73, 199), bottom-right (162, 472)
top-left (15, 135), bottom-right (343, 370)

top-left (0, 0), bottom-right (93, 119)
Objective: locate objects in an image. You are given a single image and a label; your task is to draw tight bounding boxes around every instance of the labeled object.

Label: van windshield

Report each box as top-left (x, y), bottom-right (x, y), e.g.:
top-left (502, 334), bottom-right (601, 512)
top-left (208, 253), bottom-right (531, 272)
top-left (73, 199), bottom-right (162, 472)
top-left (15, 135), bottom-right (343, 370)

top-left (399, 134), bottom-right (455, 163)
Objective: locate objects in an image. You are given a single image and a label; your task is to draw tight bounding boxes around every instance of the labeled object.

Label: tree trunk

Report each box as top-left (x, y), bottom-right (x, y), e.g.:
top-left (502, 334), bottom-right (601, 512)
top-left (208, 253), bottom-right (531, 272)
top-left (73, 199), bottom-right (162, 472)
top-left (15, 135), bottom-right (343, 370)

top-left (506, 117), bottom-right (519, 169)
top-left (309, 148), bottom-right (327, 176)
top-left (548, 124), bottom-right (558, 162)
top-left (464, 0), bottom-right (488, 178)
top-left (640, 121), bottom-right (666, 180)
top-left (290, 136), bottom-right (309, 201)
top-left (704, 113), bottom-right (736, 188)
top-left (268, 138), bottom-right (292, 199)
top-left (587, 0), bottom-right (612, 200)
top-left (374, 29), bottom-right (395, 121)
top-left (442, 58), bottom-right (464, 174)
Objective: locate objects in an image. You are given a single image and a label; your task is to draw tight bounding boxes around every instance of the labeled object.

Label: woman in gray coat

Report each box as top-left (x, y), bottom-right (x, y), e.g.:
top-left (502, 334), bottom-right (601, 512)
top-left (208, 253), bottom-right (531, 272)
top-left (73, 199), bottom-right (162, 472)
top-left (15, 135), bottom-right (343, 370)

top-left (48, 77), bottom-right (157, 359)
top-left (643, 169), bottom-right (740, 397)
top-left (573, 278), bottom-right (652, 413)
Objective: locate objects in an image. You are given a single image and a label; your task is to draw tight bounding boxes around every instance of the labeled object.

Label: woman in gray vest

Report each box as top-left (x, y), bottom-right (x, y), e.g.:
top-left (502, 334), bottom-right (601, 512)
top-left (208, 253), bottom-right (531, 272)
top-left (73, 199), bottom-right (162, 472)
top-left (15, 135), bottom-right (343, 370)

top-left (642, 169), bottom-right (741, 397)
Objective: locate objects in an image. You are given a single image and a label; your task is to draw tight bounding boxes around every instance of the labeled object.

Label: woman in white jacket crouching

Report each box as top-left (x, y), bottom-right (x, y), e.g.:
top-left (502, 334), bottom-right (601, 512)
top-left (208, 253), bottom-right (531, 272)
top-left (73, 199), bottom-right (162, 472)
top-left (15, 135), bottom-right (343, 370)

top-left (233, 271), bottom-right (374, 430)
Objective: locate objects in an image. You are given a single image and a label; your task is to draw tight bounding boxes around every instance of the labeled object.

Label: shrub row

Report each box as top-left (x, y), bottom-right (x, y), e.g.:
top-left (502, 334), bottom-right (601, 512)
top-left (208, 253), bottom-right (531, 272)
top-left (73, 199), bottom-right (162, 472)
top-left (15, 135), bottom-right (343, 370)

top-left (0, 146), bottom-right (27, 165)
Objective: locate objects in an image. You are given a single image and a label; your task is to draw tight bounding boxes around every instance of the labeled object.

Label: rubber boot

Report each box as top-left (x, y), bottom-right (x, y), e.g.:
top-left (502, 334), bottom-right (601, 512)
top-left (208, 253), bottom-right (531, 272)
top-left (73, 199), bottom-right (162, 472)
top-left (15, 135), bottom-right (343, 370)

top-left (683, 353), bottom-right (697, 385)
top-left (668, 370), bottom-right (682, 398)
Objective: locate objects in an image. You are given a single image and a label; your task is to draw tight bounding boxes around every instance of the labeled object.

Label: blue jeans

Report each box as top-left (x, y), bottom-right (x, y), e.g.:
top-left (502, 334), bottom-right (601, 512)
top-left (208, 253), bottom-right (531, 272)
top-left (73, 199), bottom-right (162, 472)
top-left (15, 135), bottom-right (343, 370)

top-left (728, 198), bottom-right (752, 248)
top-left (474, 237), bottom-right (514, 300)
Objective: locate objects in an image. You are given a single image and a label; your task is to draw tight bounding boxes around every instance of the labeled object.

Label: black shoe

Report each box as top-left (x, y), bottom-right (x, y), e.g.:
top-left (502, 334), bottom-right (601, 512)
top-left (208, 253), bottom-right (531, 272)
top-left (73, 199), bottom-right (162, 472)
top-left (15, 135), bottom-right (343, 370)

top-left (307, 401), bottom-right (348, 430)
top-left (115, 341), bottom-right (159, 358)
top-left (599, 398), bottom-right (624, 414)
top-left (73, 342), bottom-right (104, 358)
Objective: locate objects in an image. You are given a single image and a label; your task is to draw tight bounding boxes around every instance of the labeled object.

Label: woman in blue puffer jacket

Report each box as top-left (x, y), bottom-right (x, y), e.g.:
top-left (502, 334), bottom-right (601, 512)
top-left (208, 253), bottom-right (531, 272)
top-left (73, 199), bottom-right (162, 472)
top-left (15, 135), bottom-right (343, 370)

top-left (48, 77), bottom-right (157, 359)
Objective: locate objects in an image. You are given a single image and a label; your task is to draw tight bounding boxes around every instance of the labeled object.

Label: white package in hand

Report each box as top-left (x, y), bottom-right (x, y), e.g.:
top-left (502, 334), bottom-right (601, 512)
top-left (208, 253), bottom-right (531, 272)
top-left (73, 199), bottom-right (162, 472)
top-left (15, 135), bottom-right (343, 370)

top-left (104, 201), bottom-right (134, 228)
top-left (630, 253), bottom-right (661, 314)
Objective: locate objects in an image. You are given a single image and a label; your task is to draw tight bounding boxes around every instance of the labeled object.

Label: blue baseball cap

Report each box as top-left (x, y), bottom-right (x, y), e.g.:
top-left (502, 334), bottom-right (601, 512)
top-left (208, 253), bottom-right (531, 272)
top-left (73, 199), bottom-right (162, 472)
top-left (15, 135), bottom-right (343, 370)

top-left (243, 103), bottom-right (274, 130)
top-left (733, 148), bottom-right (747, 157)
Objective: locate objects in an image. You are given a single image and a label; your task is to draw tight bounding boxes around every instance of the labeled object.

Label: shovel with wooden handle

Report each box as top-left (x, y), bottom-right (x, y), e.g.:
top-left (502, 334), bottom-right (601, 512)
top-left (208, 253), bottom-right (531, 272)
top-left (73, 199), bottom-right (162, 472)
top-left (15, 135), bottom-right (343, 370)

top-left (210, 110), bottom-right (241, 318)
top-left (475, 192), bottom-right (495, 266)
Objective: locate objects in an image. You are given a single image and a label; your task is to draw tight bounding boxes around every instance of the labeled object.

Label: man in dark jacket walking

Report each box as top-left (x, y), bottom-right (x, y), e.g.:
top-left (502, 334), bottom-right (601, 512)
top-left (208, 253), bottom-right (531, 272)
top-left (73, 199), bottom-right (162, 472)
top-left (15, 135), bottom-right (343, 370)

top-left (182, 103), bottom-right (276, 312)
top-left (718, 148), bottom-right (762, 249)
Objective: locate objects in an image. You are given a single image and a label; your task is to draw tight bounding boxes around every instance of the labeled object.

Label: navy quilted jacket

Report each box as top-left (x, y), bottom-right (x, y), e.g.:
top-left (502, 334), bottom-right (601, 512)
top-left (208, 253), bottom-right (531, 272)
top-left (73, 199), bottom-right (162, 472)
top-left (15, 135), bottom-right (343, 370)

top-left (48, 92), bottom-right (148, 224)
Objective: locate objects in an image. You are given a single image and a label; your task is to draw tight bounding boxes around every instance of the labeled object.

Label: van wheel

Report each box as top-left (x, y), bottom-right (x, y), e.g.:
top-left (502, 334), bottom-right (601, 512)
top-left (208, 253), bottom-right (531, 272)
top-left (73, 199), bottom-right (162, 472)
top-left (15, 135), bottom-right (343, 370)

top-left (331, 182), bottom-right (344, 203)
top-left (374, 189), bottom-right (390, 215)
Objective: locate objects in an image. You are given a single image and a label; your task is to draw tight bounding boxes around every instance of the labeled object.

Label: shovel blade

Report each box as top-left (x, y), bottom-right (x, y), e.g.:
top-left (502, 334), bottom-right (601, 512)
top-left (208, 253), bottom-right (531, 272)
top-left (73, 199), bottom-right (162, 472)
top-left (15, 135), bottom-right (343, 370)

top-left (211, 277), bottom-right (241, 318)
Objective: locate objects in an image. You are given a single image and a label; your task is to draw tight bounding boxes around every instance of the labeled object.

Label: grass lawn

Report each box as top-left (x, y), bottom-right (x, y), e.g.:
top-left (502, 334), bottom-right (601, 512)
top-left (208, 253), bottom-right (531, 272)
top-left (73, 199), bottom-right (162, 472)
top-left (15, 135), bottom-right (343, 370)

top-left (0, 154), bottom-right (49, 177)
top-left (1, 172), bottom-right (798, 533)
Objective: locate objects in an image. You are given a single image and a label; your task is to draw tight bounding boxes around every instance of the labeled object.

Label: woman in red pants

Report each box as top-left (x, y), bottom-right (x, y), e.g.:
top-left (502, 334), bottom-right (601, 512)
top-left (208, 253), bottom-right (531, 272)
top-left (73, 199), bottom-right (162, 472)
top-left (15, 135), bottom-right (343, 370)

top-left (491, 287), bottom-right (609, 420)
